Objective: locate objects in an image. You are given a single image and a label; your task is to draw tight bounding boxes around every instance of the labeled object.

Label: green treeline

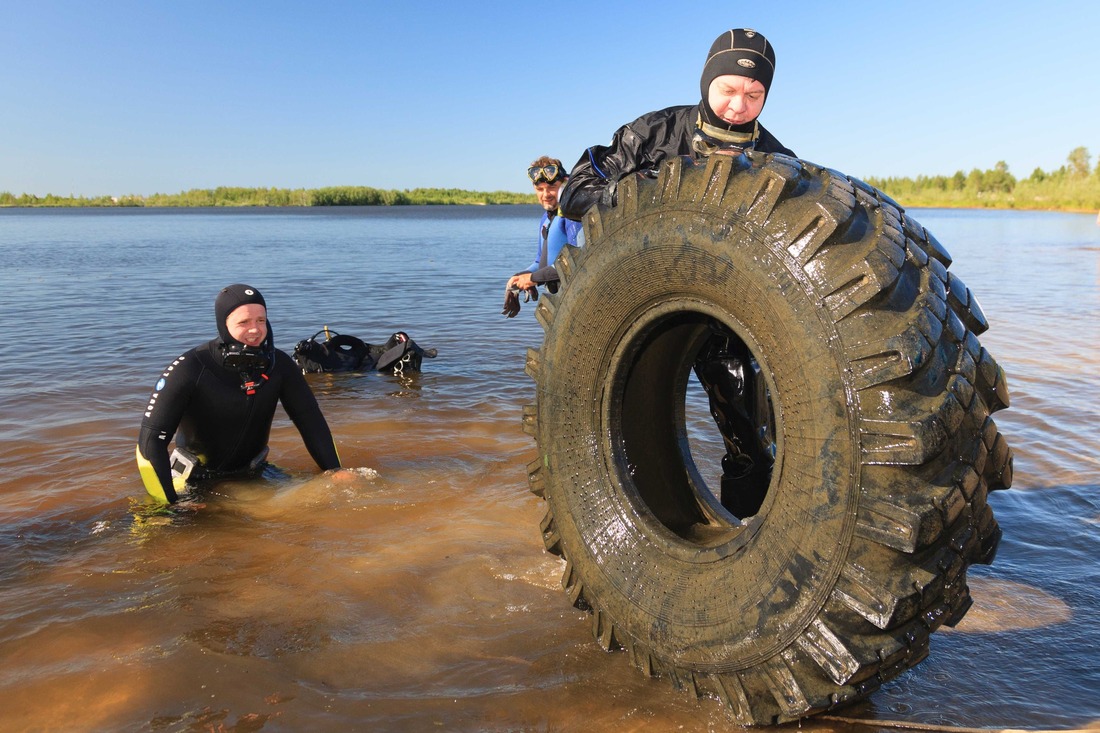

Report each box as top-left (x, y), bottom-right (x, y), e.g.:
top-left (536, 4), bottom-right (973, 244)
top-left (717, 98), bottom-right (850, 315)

top-left (4, 147), bottom-right (1100, 210)
top-left (867, 146), bottom-right (1100, 211)
top-left (0, 186), bottom-right (535, 208)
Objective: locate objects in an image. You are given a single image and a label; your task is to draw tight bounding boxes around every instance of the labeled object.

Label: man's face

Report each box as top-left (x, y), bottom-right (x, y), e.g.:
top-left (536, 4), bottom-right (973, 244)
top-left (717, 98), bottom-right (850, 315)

top-left (707, 75), bottom-right (767, 126)
top-left (534, 180), bottom-right (564, 211)
top-left (226, 303), bottom-right (268, 347)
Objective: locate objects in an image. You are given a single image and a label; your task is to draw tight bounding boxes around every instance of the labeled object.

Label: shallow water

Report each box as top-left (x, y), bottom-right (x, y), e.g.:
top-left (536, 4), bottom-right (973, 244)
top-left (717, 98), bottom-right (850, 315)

top-left (0, 205), bottom-right (1097, 732)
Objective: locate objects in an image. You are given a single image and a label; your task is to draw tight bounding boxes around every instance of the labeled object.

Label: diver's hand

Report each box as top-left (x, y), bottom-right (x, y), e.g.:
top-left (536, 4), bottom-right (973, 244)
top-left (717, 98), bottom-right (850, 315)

top-left (507, 272), bottom-right (534, 291)
top-left (171, 487), bottom-right (204, 509)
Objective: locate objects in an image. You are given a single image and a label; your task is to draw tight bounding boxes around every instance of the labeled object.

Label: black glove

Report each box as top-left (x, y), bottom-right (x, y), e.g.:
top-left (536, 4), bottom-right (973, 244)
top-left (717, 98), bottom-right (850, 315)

top-left (502, 288), bottom-right (521, 318)
top-left (502, 286), bottom-right (539, 317)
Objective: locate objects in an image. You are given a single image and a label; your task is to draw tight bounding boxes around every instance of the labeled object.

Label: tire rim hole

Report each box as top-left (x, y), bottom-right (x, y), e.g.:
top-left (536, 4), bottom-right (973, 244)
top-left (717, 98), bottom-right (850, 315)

top-left (614, 313), bottom-right (777, 547)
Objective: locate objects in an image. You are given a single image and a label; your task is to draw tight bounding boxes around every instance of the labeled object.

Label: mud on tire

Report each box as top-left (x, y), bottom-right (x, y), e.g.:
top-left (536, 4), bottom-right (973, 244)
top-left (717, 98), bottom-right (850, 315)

top-left (522, 153), bottom-right (1012, 725)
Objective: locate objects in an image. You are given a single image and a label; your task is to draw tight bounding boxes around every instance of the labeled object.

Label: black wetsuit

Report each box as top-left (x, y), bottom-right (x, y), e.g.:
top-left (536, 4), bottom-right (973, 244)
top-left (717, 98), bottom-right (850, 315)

top-left (137, 338), bottom-right (340, 503)
top-left (559, 103), bottom-right (794, 221)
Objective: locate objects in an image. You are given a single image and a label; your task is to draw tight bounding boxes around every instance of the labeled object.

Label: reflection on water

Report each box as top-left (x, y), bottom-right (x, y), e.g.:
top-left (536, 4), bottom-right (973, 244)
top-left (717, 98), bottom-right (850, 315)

top-left (0, 206), bottom-right (1097, 732)
top-left (950, 577), bottom-right (1072, 632)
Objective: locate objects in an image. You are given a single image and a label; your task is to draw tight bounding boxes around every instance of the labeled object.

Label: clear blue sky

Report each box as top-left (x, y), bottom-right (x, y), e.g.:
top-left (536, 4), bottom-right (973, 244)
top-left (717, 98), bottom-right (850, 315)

top-left (3, 1), bottom-right (1098, 197)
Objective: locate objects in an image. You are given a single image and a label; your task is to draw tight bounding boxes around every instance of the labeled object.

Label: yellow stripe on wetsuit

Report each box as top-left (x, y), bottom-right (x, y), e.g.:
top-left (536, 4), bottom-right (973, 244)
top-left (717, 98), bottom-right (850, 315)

top-left (135, 444), bottom-right (186, 504)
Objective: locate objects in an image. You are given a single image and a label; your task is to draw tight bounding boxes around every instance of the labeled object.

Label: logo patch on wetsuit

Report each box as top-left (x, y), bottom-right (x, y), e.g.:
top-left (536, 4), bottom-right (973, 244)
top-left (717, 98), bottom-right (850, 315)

top-left (737, 59), bottom-right (756, 69)
top-left (155, 378), bottom-right (166, 391)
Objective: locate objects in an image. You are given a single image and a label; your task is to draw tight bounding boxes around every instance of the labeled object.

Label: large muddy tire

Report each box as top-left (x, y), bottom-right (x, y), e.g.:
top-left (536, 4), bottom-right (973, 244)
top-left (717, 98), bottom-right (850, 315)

top-left (522, 153), bottom-right (1012, 725)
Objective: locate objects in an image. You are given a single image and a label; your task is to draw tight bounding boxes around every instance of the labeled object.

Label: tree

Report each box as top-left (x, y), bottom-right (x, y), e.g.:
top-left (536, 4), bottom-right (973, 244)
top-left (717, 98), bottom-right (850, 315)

top-left (985, 161), bottom-right (1016, 193)
top-left (1067, 146), bottom-right (1091, 177)
top-left (965, 168), bottom-right (984, 192)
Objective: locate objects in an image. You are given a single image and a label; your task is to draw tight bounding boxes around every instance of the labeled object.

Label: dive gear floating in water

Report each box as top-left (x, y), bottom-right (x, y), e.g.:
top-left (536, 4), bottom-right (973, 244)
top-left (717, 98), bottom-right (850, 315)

top-left (292, 328), bottom-right (437, 374)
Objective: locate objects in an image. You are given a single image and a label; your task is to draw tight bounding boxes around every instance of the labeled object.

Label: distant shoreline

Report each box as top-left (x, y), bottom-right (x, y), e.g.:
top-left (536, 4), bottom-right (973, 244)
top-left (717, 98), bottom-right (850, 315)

top-left (0, 186), bottom-right (538, 209)
top-left (889, 201), bottom-right (1099, 215)
top-left (2, 199), bottom-right (1094, 215)
top-left (0, 202), bottom-right (538, 209)
top-left (4, 154), bottom-right (1099, 215)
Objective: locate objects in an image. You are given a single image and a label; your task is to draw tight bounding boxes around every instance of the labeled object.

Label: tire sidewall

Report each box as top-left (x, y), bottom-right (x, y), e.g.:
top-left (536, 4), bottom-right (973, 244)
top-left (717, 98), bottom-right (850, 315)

top-left (536, 207), bottom-right (862, 668)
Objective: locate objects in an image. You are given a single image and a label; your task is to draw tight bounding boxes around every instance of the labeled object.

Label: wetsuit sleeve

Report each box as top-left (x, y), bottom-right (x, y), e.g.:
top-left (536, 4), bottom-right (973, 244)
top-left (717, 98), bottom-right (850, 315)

top-left (559, 121), bottom-right (649, 221)
top-left (137, 430), bottom-right (176, 503)
top-left (511, 213), bottom-right (545, 276)
top-left (276, 352), bottom-right (341, 470)
top-left (136, 352), bottom-right (198, 503)
top-left (530, 217), bottom-right (575, 285)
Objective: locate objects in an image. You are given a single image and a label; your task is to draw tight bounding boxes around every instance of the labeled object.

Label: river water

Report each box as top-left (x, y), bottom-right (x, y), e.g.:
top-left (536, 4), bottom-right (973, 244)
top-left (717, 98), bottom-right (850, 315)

top-left (0, 205), bottom-right (1096, 732)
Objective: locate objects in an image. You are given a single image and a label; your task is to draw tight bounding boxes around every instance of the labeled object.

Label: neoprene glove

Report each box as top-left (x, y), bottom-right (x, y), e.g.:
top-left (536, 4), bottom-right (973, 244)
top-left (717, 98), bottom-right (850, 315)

top-left (502, 288), bottom-right (521, 318)
top-left (502, 287), bottom-right (538, 318)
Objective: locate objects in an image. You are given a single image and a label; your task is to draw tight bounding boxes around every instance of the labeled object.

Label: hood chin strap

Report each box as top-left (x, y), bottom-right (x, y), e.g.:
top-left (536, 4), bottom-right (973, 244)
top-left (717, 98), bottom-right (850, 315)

top-left (692, 114), bottom-right (760, 156)
top-left (697, 114), bottom-right (759, 144)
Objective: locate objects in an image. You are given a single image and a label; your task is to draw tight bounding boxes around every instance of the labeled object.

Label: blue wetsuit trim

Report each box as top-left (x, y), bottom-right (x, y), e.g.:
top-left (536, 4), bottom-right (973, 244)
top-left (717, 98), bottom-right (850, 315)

top-left (587, 147), bottom-right (609, 179)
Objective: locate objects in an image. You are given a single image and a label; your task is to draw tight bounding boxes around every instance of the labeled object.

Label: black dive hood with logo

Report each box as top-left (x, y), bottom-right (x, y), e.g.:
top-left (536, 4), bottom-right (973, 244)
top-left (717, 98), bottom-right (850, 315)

top-left (698, 27), bottom-right (776, 135)
top-left (213, 283), bottom-right (274, 372)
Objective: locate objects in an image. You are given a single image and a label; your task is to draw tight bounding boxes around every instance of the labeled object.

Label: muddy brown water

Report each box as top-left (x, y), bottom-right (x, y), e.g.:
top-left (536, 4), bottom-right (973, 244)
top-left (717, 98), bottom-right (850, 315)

top-left (0, 206), bottom-right (1097, 732)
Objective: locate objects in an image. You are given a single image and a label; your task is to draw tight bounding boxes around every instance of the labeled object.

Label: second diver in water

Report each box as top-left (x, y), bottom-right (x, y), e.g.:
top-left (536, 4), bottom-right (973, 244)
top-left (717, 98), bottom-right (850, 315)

top-left (136, 283), bottom-right (344, 504)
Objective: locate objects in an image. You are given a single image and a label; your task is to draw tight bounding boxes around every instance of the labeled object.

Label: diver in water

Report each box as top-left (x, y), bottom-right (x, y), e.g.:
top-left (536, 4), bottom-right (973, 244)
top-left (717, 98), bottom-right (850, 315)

top-left (136, 283), bottom-right (343, 504)
top-left (502, 156), bottom-right (584, 317)
top-left (558, 29), bottom-right (795, 518)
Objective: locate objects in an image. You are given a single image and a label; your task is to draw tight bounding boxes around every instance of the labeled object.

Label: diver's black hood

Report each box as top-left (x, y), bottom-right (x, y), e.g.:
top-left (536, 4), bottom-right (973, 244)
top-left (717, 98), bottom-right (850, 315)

top-left (213, 284), bottom-right (275, 371)
top-left (699, 28), bottom-right (776, 133)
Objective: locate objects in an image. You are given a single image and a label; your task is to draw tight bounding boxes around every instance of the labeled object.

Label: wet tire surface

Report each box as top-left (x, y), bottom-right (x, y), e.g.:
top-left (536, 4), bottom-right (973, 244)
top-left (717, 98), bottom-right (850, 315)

top-left (523, 153), bottom-right (1013, 725)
